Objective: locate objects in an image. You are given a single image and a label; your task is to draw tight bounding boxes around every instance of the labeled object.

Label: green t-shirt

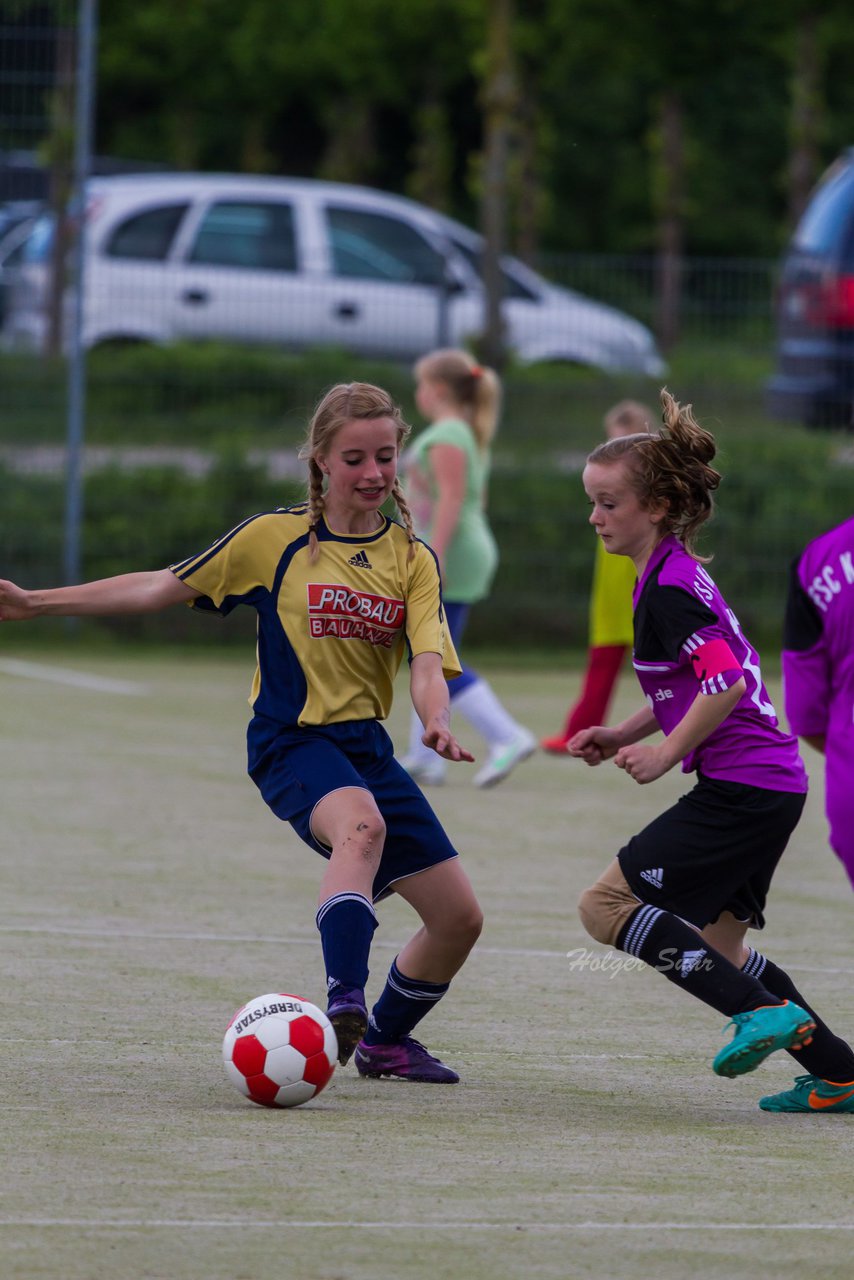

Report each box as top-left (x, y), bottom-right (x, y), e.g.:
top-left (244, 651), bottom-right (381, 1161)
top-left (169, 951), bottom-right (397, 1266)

top-left (407, 416), bottom-right (499, 604)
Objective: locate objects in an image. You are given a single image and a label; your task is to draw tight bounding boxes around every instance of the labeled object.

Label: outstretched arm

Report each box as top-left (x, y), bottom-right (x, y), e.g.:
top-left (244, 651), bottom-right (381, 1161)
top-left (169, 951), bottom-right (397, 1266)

top-left (567, 702), bottom-right (658, 766)
top-left (0, 570), bottom-right (200, 622)
top-left (409, 651), bottom-right (475, 764)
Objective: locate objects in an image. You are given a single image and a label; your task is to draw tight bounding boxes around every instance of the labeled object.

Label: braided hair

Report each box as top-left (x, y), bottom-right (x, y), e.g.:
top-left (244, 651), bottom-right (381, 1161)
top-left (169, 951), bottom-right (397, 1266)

top-left (298, 382), bottom-right (416, 563)
top-left (587, 387), bottom-right (721, 561)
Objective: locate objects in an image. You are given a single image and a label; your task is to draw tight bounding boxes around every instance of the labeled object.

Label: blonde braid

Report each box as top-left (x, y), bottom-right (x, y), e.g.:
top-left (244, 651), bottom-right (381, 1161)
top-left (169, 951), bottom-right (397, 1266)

top-left (391, 478), bottom-right (417, 563)
top-left (306, 458), bottom-right (325, 563)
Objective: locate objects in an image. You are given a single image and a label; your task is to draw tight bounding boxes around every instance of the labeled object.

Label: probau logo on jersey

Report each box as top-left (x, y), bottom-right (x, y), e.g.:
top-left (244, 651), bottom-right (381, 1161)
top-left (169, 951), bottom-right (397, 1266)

top-left (307, 583), bottom-right (405, 648)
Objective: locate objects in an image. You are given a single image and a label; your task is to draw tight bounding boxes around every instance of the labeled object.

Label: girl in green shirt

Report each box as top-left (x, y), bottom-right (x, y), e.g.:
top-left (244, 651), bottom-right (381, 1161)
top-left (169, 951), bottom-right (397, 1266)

top-left (400, 348), bottom-right (535, 788)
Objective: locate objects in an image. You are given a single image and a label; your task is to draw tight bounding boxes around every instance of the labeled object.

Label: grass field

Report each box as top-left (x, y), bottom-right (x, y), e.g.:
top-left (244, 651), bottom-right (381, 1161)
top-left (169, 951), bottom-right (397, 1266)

top-left (2, 649), bottom-right (853, 1280)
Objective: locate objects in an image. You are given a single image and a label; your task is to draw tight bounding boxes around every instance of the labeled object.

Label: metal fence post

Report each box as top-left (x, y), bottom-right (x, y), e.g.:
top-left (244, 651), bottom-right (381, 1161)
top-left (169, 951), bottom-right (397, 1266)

top-left (63, 0), bottom-right (97, 596)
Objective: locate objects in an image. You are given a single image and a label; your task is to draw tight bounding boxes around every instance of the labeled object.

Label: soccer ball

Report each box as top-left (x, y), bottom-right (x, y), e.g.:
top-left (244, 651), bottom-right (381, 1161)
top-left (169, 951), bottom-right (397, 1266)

top-left (222, 992), bottom-right (337, 1108)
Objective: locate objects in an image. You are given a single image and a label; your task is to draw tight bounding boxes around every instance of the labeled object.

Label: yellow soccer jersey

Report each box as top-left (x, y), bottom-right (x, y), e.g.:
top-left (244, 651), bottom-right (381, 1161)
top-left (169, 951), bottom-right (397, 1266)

top-left (170, 504), bottom-right (460, 727)
top-left (589, 538), bottom-right (636, 647)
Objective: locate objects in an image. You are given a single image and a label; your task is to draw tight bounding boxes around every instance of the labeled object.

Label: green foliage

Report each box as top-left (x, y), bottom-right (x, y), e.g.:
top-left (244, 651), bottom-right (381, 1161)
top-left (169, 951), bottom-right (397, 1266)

top-left (3, 344), bottom-right (851, 651)
top-left (2, 344), bottom-right (850, 649)
top-left (91, 0), bottom-right (854, 259)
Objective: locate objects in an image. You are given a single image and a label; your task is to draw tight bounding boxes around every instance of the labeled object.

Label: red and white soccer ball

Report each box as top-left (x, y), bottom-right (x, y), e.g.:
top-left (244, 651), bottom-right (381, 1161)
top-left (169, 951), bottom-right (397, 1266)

top-left (222, 992), bottom-right (337, 1108)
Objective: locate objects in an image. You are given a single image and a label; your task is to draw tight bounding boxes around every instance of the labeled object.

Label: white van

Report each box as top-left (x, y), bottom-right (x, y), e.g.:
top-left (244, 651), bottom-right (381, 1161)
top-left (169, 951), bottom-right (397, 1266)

top-left (2, 172), bottom-right (665, 374)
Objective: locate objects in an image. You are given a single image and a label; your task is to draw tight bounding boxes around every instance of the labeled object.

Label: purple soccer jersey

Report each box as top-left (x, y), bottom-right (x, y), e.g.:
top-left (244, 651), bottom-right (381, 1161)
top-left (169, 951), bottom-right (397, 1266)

top-left (782, 515), bottom-right (854, 887)
top-left (632, 535), bottom-right (807, 793)
top-left (782, 514), bottom-right (854, 740)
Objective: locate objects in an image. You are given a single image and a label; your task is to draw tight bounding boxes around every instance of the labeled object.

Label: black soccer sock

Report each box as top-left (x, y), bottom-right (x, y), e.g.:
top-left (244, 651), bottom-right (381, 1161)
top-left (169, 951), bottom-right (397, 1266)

top-left (362, 958), bottom-right (450, 1046)
top-left (315, 892), bottom-right (378, 999)
top-left (742, 948), bottom-right (854, 1081)
top-left (616, 904), bottom-right (781, 1017)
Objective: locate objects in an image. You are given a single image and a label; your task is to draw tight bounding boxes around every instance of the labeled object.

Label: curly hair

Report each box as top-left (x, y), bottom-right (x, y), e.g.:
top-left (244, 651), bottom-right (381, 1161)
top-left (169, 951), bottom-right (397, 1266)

top-left (587, 387), bottom-right (721, 560)
top-left (298, 382), bottom-right (416, 562)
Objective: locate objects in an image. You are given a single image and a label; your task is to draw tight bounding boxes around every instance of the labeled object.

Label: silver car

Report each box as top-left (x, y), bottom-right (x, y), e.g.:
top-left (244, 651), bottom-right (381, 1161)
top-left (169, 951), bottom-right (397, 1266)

top-left (2, 172), bottom-right (665, 375)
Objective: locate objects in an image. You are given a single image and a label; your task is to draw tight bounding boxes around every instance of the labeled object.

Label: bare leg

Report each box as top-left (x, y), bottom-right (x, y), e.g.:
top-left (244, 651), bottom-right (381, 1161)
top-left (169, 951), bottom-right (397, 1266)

top-left (311, 786), bottom-right (385, 904)
top-left (701, 910), bottom-right (751, 967)
top-left (391, 859), bottom-right (483, 983)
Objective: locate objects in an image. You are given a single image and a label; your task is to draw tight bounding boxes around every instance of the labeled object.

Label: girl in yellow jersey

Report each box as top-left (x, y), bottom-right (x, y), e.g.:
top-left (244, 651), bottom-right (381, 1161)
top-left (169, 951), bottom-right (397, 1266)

top-left (0, 383), bottom-right (483, 1085)
top-left (542, 401), bottom-right (654, 754)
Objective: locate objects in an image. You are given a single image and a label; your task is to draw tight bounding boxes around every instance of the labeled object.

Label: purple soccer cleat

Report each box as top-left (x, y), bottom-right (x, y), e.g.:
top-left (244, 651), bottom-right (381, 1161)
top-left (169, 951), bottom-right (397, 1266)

top-left (354, 1036), bottom-right (459, 1083)
top-left (326, 987), bottom-right (368, 1066)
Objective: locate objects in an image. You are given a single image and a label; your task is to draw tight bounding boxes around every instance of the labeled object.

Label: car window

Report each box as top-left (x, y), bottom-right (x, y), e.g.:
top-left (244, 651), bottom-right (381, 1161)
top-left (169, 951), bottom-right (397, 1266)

top-left (187, 201), bottom-right (297, 271)
top-left (793, 159), bottom-right (854, 256)
top-left (21, 214), bottom-right (54, 263)
top-left (0, 236), bottom-right (29, 269)
top-left (448, 236), bottom-right (538, 300)
top-left (105, 203), bottom-right (189, 261)
top-left (326, 206), bottom-right (445, 285)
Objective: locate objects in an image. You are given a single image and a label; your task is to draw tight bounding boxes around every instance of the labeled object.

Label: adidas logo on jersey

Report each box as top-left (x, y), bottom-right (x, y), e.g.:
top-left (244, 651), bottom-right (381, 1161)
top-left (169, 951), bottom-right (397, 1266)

top-left (639, 867), bottom-right (664, 889)
top-left (348, 550), bottom-right (372, 569)
top-left (677, 948), bottom-right (707, 978)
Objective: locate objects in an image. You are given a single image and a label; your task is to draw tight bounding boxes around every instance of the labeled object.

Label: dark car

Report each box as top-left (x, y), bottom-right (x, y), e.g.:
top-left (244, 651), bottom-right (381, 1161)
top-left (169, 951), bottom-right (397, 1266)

top-left (766, 149), bottom-right (854, 428)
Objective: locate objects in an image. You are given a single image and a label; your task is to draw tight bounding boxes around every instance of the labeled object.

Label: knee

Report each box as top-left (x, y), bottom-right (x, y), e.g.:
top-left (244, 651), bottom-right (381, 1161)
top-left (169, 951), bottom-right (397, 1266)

top-left (444, 899), bottom-right (484, 951)
top-left (339, 809), bottom-right (386, 869)
top-left (577, 886), bottom-right (616, 946)
top-left (462, 901), bottom-right (485, 947)
top-left (577, 867), bottom-right (638, 948)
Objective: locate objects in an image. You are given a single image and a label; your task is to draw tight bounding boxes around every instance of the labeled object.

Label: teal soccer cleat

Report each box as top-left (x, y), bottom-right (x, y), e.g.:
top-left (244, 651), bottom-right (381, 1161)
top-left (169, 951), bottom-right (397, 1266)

top-left (759, 1073), bottom-right (854, 1113)
top-left (712, 1000), bottom-right (816, 1078)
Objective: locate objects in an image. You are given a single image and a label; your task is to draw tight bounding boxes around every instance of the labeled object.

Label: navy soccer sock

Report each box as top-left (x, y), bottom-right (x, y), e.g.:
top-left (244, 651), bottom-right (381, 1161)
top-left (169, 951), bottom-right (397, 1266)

top-left (742, 948), bottom-right (854, 1081)
top-left (362, 957), bottom-right (450, 1045)
top-left (616, 904), bottom-right (781, 1017)
top-left (315, 892), bottom-right (378, 1000)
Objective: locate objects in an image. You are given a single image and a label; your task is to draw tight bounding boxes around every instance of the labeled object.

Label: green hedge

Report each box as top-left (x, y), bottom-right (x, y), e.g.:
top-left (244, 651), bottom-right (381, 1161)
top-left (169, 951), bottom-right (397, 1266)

top-left (2, 439), bottom-right (850, 651)
top-left (1, 343), bottom-right (851, 651)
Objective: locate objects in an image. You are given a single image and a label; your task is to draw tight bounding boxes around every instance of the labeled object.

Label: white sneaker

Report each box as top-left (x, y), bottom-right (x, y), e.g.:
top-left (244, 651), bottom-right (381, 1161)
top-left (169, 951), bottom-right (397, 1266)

top-left (473, 729), bottom-right (537, 789)
top-left (398, 755), bottom-right (447, 786)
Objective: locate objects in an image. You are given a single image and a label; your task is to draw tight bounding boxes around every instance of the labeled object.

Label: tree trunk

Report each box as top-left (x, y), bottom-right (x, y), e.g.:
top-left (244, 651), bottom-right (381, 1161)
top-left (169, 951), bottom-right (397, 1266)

top-left (407, 80), bottom-right (452, 213)
top-left (46, 24), bottom-right (75, 359)
top-left (787, 9), bottom-right (822, 230)
top-left (480, 0), bottom-right (516, 370)
top-left (512, 79), bottom-right (541, 266)
top-left (654, 89), bottom-right (684, 354)
top-left (319, 100), bottom-right (377, 185)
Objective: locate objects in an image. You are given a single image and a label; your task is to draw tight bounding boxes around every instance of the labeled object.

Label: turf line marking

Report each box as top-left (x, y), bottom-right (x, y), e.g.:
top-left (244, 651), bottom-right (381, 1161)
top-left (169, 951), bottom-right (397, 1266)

top-left (0, 925), bottom-right (851, 976)
top-left (0, 1219), bottom-right (852, 1232)
top-left (0, 658), bottom-right (147, 695)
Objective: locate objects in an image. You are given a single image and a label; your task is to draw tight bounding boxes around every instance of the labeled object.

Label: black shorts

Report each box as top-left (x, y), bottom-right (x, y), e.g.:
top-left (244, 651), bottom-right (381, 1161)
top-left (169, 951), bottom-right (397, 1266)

top-left (618, 773), bottom-right (806, 930)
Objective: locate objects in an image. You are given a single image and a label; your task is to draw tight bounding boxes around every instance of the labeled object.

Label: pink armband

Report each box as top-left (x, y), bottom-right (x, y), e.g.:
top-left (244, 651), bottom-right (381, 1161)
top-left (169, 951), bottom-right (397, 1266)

top-left (690, 638), bottom-right (741, 684)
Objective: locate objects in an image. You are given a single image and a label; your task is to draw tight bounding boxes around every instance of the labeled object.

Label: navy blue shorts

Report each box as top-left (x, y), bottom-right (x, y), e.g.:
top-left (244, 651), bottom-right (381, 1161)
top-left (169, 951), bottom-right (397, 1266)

top-left (246, 714), bottom-right (459, 902)
top-left (618, 773), bottom-right (806, 930)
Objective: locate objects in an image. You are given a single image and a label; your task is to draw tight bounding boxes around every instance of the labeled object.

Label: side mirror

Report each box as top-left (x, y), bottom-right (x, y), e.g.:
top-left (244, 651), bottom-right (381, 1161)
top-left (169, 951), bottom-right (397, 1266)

top-left (442, 272), bottom-right (467, 296)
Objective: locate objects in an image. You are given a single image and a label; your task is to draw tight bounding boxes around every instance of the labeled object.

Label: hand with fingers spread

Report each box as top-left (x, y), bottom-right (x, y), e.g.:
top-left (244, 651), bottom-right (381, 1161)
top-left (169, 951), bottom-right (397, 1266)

top-left (421, 710), bottom-right (475, 764)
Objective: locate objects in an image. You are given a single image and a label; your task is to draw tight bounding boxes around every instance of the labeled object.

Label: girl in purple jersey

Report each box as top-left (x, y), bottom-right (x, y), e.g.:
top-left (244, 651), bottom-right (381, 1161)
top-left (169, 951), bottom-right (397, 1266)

top-left (569, 388), bottom-right (854, 1113)
top-left (783, 515), bottom-right (854, 892)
